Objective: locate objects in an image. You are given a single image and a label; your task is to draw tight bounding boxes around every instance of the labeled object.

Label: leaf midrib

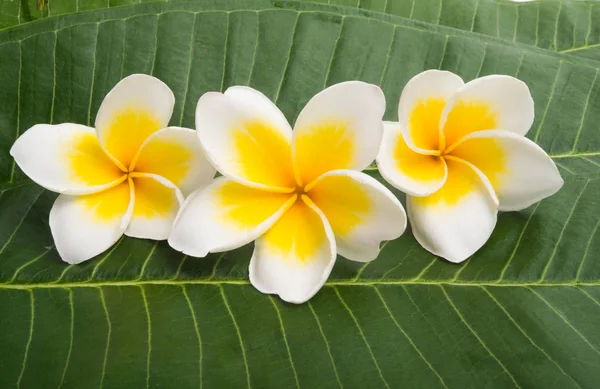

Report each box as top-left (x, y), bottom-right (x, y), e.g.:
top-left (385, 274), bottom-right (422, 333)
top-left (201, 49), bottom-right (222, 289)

top-left (1, 279), bottom-right (598, 289)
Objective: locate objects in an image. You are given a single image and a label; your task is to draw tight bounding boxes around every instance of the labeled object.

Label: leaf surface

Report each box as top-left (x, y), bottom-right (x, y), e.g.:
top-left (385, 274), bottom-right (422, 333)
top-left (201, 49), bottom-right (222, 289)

top-left (0, 1), bottom-right (599, 388)
top-left (3, 0), bottom-right (600, 62)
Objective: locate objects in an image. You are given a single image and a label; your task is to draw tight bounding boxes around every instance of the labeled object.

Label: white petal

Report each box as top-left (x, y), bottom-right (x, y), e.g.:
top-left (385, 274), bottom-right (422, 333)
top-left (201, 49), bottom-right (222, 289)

top-left (398, 70), bottom-right (464, 154)
top-left (131, 127), bottom-right (216, 197)
top-left (168, 177), bottom-right (296, 257)
top-left (292, 81), bottom-right (386, 185)
top-left (49, 180), bottom-right (134, 264)
top-left (249, 196), bottom-right (336, 304)
top-left (125, 173), bottom-right (184, 240)
top-left (306, 169), bottom-right (406, 262)
top-left (440, 75), bottom-right (534, 148)
top-left (407, 157), bottom-right (498, 263)
top-left (448, 130), bottom-right (564, 211)
top-left (95, 74), bottom-right (175, 168)
top-left (377, 122), bottom-right (448, 196)
top-left (10, 123), bottom-right (125, 195)
top-left (225, 86), bottom-right (293, 136)
top-left (195, 88), bottom-right (295, 192)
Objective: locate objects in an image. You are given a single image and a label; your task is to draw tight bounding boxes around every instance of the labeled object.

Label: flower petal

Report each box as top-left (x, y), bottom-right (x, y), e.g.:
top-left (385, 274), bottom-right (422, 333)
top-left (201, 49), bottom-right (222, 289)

top-left (440, 75), bottom-right (534, 148)
top-left (95, 74), bottom-right (175, 168)
top-left (306, 169), bottom-right (407, 262)
top-left (376, 122), bottom-right (448, 196)
top-left (49, 180), bottom-right (134, 264)
top-left (292, 81), bottom-right (386, 186)
top-left (407, 157), bottom-right (498, 263)
top-left (10, 123), bottom-right (125, 195)
top-left (398, 70), bottom-right (464, 154)
top-left (125, 173), bottom-right (184, 240)
top-left (131, 127), bottom-right (216, 196)
top-left (168, 177), bottom-right (296, 257)
top-left (448, 130), bottom-right (564, 211)
top-left (249, 195), bottom-right (336, 304)
top-left (225, 86), bottom-right (293, 134)
top-left (195, 87), bottom-right (295, 192)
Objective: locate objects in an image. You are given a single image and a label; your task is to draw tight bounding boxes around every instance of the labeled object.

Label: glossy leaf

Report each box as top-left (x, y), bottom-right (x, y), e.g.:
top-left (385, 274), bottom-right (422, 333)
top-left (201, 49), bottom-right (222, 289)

top-left (3, 0), bottom-right (600, 61)
top-left (0, 1), bottom-right (599, 388)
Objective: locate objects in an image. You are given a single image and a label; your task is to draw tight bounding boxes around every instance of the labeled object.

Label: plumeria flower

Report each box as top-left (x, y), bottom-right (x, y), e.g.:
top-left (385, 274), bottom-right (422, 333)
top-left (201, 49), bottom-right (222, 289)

top-left (10, 74), bottom-right (215, 264)
top-left (377, 70), bottom-right (563, 263)
top-left (169, 82), bottom-right (407, 303)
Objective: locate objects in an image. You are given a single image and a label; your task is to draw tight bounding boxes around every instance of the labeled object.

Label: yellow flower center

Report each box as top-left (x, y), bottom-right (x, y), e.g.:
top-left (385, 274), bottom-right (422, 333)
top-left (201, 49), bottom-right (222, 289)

top-left (400, 97), bottom-right (506, 206)
top-left (295, 185), bottom-right (308, 195)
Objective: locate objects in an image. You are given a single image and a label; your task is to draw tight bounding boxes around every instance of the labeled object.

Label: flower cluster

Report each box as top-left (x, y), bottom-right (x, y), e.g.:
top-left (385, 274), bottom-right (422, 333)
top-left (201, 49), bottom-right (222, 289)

top-left (10, 71), bottom-right (562, 303)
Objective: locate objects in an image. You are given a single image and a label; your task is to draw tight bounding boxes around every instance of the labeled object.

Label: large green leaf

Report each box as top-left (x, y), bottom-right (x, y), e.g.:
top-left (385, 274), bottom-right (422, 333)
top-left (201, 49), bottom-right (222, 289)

top-left (3, 0), bottom-right (600, 62)
top-left (1, 1), bottom-right (599, 388)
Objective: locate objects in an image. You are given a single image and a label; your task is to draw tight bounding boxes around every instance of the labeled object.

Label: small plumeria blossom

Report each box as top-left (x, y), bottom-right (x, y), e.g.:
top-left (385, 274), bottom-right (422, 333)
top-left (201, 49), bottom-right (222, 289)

top-left (377, 70), bottom-right (563, 263)
top-left (10, 74), bottom-right (215, 264)
top-left (169, 82), bottom-right (407, 304)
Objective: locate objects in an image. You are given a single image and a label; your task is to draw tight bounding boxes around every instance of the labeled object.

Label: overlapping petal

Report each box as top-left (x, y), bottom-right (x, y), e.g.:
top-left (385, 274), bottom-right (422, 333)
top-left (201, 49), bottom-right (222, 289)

top-left (169, 177), bottom-right (297, 257)
top-left (448, 130), bottom-right (563, 211)
top-left (377, 122), bottom-right (447, 196)
top-left (407, 157), bottom-right (498, 263)
top-left (10, 123), bottom-right (125, 195)
top-left (307, 169), bottom-right (406, 262)
top-left (171, 81), bottom-right (403, 303)
top-left (249, 196), bottom-right (336, 304)
top-left (12, 74), bottom-right (223, 265)
top-left (292, 81), bottom-right (386, 186)
top-left (195, 88), bottom-right (295, 192)
top-left (95, 74), bottom-right (175, 168)
top-left (376, 70), bottom-right (559, 265)
top-left (440, 75), bottom-right (534, 148)
top-left (125, 173), bottom-right (184, 240)
top-left (132, 127), bottom-right (216, 196)
top-left (49, 180), bottom-right (134, 264)
top-left (397, 70), bottom-right (464, 154)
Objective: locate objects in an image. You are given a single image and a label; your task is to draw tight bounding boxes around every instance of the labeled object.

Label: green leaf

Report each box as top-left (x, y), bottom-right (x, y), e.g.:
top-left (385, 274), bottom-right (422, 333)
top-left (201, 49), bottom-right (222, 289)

top-left (0, 1), bottom-right (599, 388)
top-left (3, 0), bottom-right (600, 62)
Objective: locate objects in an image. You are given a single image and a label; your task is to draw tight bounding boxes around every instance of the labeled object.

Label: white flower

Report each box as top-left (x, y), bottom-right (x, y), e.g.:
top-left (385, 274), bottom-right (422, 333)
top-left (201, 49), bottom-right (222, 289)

top-left (377, 70), bottom-right (563, 263)
top-left (10, 74), bottom-right (215, 264)
top-left (169, 82), bottom-right (407, 303)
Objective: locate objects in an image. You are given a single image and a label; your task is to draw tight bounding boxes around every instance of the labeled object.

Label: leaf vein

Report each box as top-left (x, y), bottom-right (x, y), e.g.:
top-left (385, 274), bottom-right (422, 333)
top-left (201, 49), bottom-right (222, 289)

top-left (5, 246), bottom-right (53, 284)
top-left (0, 189), bottom-right (43, 256)
top-left (182, 285), bottom-right (203, 389)
top-left (380, 245), bottom-right (414, 280)
top-left (220, 286), bottom-right (251, 389)
top-left (178, 14), bottom-right (198, 127)
top-left (98, 288), bottom-right (111, 389)
top-left (323, 16), bottom-right (343, 88)
top-left (9, 41), bottom-right (22, 183)
top-left (16, 289), bottom-right (34, 389)
top-left (570, 69), bottom-right (598, 153)
top-left (533, 60), bottom-right (562, 143)
top-left (334, 287), bottom-right (391, 389)
top-left (308, 302), bottom-right (344, 389)
top-left (273, 13), bottom-right (299, 103)
top-left (87, 24), bottom-right (99, 126)
top-left (498, 202), bottom-right (541, 282)
top-left (219, 12), bottom-right (230, 92)
top-left (140, 286), bottom-right (152, 389)
top-left (529, 287), bottom-right (600, 355)
top-left (57, 289), bottom-right (74, 389)
top-left (441, 285), bottom-right (523, 389)
top-left (374, 286), bottom-right (449, 389)
top-left (268, 296), bottom-right (300, 389)
top-left (540, 179), bottom-right (590, 282)
top-left (482, 286), bottom-right (582, 389)
top-left (576, 216), bottom-right (600, 281)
